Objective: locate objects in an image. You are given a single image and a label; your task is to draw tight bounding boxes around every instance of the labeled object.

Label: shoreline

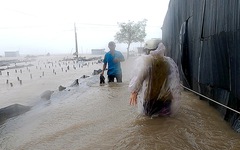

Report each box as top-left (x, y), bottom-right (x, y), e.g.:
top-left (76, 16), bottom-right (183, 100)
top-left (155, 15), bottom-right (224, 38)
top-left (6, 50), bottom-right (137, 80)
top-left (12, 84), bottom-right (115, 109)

top-left (0, 54), bottom-right (105, 108)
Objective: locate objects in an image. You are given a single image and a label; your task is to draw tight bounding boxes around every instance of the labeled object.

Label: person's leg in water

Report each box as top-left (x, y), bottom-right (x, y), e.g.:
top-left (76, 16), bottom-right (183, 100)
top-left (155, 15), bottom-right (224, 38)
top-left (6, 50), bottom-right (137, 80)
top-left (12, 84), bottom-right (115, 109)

top-left (116, 73), bottom-right (122, 83)
top-left (108, 75), bottom-right (115, 82)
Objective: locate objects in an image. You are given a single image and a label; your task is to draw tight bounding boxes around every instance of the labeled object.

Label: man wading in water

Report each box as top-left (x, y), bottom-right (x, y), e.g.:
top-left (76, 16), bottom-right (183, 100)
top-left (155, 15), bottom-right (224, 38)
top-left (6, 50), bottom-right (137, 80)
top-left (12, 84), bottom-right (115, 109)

top-left (101, 41), bottom-right (125, 83)
top-left (129, 39), bottom-right (181, 117)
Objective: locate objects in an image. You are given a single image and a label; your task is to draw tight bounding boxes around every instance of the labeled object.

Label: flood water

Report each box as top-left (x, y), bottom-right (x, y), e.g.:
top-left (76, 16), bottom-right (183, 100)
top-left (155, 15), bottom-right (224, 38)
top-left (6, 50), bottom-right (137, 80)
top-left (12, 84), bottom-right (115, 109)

top-left (0, 55), bottom-right (240, 150)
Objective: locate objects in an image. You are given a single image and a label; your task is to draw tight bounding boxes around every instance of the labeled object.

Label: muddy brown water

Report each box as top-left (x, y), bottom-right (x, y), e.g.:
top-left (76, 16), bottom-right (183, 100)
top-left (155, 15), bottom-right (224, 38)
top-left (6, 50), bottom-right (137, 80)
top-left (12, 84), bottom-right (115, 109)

top-left (0, 56), bottom-right (239, 150)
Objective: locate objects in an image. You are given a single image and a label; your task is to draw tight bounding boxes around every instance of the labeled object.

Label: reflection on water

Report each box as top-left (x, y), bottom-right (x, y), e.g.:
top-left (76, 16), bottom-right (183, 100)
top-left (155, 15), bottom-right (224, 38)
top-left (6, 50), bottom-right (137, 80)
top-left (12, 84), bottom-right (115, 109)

top-left (0, 58), bottom-right (240, 150)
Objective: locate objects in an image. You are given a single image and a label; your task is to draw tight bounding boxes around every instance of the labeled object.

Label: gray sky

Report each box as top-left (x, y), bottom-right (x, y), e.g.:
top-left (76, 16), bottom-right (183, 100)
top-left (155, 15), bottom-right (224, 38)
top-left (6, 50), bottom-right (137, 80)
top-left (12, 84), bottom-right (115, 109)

top-left (0, 0), bottom-right (169, 55)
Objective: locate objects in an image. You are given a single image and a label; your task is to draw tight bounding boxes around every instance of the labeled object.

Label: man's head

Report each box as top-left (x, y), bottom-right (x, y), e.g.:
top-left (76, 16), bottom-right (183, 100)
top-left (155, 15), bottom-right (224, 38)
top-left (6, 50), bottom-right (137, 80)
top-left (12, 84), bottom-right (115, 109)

top-left (108, 41), bottom-right (116, 51)
top-left (143, 39), bottom-right (162, 54)
top-left (150, 43), bottom-right (166, 56)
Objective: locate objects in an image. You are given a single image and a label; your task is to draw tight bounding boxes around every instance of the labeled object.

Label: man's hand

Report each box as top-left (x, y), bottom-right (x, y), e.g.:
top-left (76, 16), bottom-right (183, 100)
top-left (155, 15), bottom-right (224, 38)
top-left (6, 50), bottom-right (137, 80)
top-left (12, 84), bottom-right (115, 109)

top-left (113, 58), bottom-right (119, 63)
top-left (130, 92), bottom-right (138, 105)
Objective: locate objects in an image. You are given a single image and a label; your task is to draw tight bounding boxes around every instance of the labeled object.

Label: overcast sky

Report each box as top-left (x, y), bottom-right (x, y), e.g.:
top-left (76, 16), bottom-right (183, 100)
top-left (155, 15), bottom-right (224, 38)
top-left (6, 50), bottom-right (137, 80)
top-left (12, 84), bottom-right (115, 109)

top-left (0, 0), bottom-right (169, 55)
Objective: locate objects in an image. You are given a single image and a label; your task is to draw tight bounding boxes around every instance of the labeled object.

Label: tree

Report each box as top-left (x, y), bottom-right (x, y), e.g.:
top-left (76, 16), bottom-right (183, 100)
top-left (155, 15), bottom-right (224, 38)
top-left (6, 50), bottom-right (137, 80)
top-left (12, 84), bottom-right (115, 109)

top-left (114, 19), bottom-right (147, 59)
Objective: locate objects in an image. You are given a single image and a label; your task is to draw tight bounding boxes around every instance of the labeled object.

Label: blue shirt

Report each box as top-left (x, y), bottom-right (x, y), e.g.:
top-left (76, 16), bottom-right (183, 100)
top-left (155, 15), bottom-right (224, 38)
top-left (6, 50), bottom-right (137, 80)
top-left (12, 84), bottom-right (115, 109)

top-left (103, 50), bottom-right (124, 76)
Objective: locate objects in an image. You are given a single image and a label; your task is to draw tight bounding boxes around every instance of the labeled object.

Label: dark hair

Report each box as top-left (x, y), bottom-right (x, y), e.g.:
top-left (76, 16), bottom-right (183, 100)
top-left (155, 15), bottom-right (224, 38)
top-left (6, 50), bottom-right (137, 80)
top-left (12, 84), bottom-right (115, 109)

top-left (108, 41), bottom-right (115, 46)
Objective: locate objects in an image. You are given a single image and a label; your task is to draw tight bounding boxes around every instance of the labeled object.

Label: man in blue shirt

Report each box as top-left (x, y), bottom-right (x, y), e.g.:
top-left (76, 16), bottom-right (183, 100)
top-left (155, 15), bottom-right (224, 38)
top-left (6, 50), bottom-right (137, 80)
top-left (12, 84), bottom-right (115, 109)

top-left (101, 41), bottom-right (125, 82)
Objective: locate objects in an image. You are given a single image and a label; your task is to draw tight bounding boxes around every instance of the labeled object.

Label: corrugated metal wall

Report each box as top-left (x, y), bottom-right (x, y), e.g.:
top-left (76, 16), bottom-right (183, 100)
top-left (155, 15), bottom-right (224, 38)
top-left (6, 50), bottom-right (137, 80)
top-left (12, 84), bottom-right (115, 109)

top-left (162, 0), bottom-right (240, 132)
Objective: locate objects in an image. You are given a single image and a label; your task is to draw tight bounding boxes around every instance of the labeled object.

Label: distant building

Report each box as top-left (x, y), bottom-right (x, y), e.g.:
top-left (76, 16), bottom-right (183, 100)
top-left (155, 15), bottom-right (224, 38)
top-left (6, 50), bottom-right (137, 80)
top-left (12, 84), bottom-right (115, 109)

top-left (5, 51), bottom-right (20, 57)
top-left (91, 49), bottom-right (105, 55)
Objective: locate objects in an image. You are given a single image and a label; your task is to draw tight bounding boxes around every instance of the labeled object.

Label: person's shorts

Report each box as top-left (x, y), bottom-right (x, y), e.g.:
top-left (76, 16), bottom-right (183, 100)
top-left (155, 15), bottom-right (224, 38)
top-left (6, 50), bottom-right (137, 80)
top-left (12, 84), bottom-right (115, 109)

top-left (108, 74), bottom-right (122, 83)
top-left (143, 99), bottom-right (171, 116)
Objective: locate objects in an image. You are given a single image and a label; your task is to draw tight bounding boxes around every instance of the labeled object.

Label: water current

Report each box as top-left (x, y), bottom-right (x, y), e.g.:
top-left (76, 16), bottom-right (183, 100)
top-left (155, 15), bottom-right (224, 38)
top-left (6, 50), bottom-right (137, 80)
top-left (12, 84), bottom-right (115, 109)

top-left (0, 55), bottom-right (239, 150)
